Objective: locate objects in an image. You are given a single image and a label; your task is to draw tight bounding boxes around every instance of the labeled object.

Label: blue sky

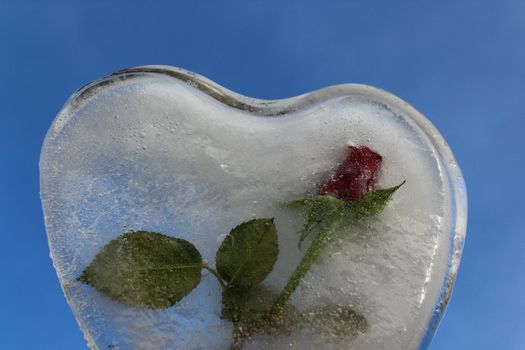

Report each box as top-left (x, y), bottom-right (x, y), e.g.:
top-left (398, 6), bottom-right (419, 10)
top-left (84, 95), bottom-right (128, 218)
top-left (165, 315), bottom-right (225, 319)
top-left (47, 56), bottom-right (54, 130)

top-left (1, 1), bottom-right (524, 349)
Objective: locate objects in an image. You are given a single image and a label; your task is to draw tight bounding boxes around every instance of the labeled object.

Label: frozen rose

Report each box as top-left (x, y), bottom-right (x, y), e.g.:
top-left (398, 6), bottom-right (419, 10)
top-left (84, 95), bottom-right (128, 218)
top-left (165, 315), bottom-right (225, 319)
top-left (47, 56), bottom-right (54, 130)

top-left (317, 146), bottom-right (382, 201)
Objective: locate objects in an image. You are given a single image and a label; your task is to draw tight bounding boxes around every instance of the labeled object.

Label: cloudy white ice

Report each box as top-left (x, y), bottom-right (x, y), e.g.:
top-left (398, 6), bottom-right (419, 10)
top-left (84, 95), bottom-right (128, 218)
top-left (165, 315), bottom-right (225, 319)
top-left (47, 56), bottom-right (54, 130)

top-left (40, 67), bottom-right (462, 350)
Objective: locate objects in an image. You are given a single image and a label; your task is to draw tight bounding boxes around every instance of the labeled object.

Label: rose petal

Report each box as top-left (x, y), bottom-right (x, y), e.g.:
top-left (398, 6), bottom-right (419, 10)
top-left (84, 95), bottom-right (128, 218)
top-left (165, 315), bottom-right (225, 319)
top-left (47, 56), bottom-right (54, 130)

top-left (318, 146), bottom-right (382, 201)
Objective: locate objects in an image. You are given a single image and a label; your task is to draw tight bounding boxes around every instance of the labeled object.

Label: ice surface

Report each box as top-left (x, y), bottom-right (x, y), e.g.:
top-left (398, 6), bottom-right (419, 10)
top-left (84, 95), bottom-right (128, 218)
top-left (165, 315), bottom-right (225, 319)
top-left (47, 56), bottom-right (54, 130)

top-left (41, 68), bottom-right (459, 350)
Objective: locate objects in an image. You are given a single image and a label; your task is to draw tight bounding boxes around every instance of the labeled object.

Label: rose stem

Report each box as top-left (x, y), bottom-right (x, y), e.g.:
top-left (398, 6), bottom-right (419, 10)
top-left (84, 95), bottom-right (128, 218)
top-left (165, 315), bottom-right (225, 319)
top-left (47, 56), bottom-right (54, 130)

top-left (203, 264), bottom-right (227, 291)
top-left (270, 220), bottom-right (342, 312)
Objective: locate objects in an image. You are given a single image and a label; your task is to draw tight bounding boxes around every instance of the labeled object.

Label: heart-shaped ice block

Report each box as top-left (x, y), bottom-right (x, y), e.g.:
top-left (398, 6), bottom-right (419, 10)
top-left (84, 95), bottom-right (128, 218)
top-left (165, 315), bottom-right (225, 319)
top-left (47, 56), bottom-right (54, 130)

top-left (40, 66), bottom-right (467, 350)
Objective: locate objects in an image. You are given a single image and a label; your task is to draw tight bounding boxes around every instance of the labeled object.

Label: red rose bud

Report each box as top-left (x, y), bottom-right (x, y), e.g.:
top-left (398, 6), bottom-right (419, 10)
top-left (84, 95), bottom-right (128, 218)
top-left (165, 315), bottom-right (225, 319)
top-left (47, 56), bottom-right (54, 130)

top-left (318, 146), bottom-right (382, 201)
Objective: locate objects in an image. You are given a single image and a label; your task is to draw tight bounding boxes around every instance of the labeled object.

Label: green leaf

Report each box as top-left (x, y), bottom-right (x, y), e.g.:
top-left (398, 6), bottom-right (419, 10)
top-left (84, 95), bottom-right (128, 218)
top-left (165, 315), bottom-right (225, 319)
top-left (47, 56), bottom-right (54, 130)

top-left (299, 304), bottom-right (368, 338)
top-left (346, 180), bottom-right (406, 219)
top-left (282, 195), bottom-right (345, 211)
top-left (300, 196), bottom-right (344, 245)
top-left (284, 196), bottom-right (345, 246)
top-left (77, 231), bottom-right (203, 309)
top-left (226, 293), bottom-right (366, 346)
top-left (216, 218), bottom-right (278, 288)
top-left (281, 198), bottom-right (310, 209)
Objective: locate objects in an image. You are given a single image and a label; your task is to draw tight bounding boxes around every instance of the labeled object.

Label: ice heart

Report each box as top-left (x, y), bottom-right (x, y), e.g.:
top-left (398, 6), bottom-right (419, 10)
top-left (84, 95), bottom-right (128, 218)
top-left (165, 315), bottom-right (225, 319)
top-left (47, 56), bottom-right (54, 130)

top-left (40, 66), bottom-right (467, 350)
